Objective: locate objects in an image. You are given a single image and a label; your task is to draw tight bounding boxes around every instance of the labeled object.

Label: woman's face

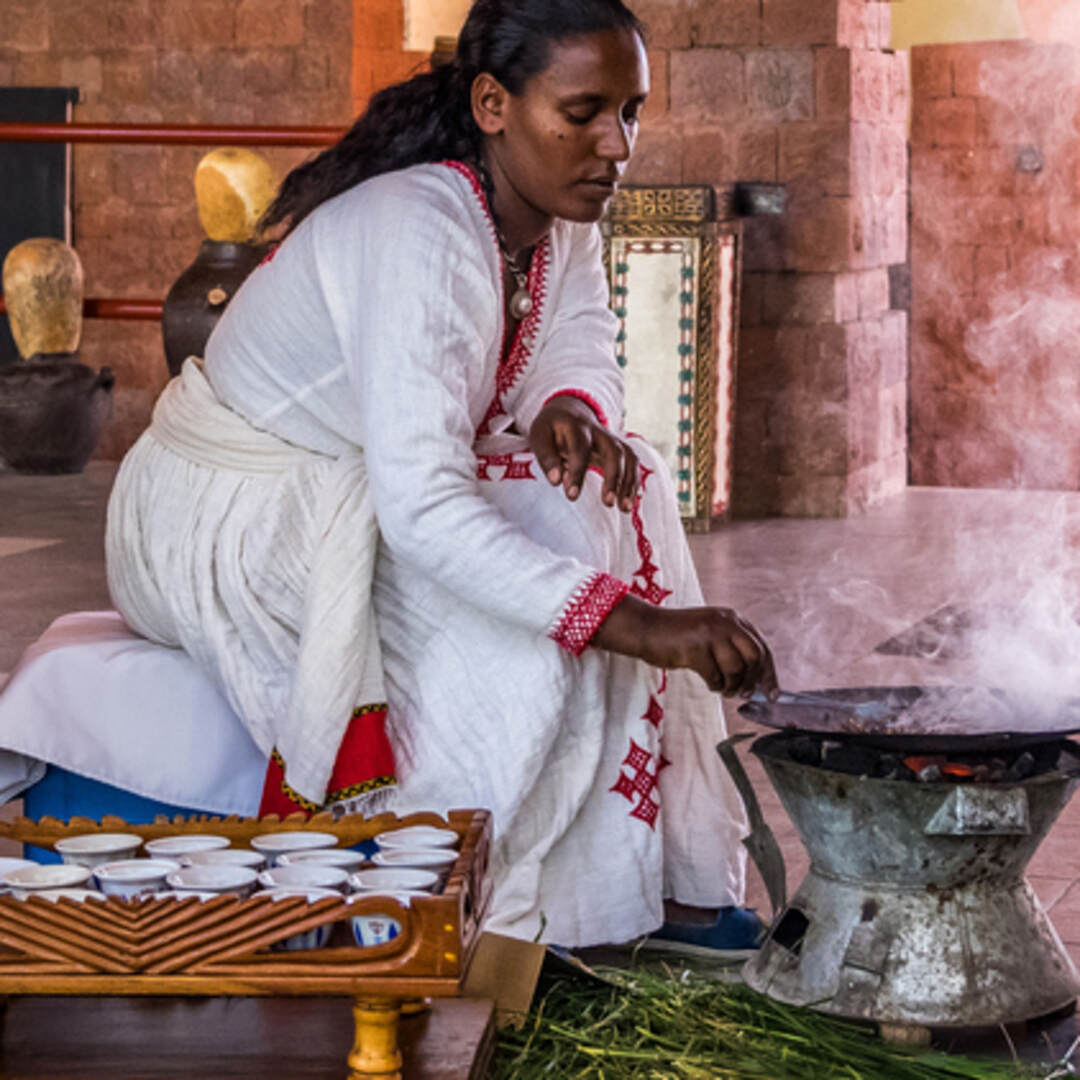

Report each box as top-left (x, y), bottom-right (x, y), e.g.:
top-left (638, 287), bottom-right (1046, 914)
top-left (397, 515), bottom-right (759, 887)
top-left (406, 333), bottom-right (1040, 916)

top-left (480, 27), bottom-right (650, 227)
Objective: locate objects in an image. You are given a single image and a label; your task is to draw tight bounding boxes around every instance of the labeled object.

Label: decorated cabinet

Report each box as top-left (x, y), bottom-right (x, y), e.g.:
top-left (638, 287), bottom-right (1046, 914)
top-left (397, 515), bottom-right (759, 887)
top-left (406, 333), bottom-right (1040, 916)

top-left (603, 186), bottom-right (741, 532)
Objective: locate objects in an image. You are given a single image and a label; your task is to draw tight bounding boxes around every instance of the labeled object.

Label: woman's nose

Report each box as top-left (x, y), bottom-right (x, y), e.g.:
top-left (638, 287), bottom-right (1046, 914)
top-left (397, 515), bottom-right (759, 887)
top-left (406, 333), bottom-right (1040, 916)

top-left (597, 115), bottom-right (634, 162)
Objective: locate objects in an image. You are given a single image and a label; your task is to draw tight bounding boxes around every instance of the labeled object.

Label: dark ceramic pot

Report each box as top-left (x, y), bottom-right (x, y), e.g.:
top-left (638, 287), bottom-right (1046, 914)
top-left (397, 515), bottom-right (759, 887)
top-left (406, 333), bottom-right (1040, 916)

top-left (0, 354), bottom-right (115, 474)
top-left (162, 239), bottom-right (271, 377)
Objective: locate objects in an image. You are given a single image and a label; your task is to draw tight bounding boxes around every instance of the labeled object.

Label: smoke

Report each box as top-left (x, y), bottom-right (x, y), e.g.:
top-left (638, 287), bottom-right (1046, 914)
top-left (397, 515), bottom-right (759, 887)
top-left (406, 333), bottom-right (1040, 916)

top-left (726, 494), bottom-right (1080, 733)
top-left (960, 498), bottom-right (1080, 702)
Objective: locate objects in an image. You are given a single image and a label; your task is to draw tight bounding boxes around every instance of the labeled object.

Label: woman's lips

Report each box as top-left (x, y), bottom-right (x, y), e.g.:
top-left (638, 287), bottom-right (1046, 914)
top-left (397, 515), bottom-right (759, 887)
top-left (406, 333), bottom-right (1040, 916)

top-left (579, 178), bottom-right (618, 194)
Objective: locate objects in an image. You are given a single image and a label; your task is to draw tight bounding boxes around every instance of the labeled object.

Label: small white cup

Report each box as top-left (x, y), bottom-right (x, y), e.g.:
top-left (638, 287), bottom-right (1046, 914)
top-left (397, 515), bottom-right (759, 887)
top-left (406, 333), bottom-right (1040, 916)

top-left (0, 856), bottom-right (37, 888)
top-left (93, 859), bottom-right (180, 900)
top-left (250, 831), bottom-right (338, 866)
top-left (370, 848), bottom-right (456, 883)
top-left (260, 886), bottom-right (342, 951)
top-left (54, 833), bottom-right (142, 868)
top-left (375, 826), bottom-right (458, 850)
top-left (277, 849), bottom-right (367, 873)
top-left (347, 890), bottom-right (429, 948)
top-left (145, 834), bottom-right (230, 860)
top-left (3, 863), bottom-right (93, 896)
top-left (258, 863), bottom-right (349, 893)
top-left (27, 887), bottom-right (106, 903)
top-left (165, 864), bottom-right (257, 897)
top-left (348, 867), bottom-right (439, 894)
top-left (181, 848), bottom-right (267, 871)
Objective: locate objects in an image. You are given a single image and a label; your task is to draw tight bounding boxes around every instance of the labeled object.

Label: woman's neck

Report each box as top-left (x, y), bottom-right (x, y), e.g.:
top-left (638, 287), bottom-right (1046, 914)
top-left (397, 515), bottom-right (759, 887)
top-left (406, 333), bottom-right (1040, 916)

top-left (482, 149), bottom-right (552, 257)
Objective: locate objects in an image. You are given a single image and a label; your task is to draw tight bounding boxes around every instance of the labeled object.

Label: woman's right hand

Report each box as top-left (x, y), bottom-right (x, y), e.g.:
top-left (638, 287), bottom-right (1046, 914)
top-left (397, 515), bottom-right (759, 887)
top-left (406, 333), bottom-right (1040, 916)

top-left (593, 595), bottom-right (778, 699)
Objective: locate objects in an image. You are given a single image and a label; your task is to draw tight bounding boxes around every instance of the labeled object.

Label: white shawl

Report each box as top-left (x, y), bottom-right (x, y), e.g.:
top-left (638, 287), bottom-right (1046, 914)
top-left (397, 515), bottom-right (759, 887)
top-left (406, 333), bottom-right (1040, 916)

top-left (117, 358), bottom-right (384, 805)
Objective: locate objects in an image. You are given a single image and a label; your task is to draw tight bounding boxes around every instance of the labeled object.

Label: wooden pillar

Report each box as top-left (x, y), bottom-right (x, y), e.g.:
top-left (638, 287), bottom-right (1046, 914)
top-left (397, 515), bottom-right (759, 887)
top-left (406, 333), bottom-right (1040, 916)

top-left (347, 996), bottom-right (403, 1080)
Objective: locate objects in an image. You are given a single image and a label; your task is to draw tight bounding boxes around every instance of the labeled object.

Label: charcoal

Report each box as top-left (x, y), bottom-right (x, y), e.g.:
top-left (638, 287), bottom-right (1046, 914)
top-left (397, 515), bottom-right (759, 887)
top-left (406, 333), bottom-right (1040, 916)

top-left (1005, 752), bottom-right (1035, 782)
top-left (788, 736), bottom-right (822, 766)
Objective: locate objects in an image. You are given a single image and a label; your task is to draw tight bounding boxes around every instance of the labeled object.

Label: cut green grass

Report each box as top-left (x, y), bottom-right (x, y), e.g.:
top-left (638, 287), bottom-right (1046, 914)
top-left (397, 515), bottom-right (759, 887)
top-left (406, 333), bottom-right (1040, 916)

top-left (494, 966), bottom-right (1036, 1079)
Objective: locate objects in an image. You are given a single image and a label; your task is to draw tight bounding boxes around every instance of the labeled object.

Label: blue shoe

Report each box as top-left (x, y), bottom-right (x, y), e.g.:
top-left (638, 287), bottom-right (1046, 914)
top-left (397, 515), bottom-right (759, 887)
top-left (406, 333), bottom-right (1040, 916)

top-left (645, 906), bottom-right (766, 959)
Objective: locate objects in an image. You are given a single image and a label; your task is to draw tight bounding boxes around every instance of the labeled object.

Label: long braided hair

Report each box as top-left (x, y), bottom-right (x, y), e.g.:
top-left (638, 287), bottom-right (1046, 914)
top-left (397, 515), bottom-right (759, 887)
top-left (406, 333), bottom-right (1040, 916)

top-left (259, 0), bottom-right (644, 238)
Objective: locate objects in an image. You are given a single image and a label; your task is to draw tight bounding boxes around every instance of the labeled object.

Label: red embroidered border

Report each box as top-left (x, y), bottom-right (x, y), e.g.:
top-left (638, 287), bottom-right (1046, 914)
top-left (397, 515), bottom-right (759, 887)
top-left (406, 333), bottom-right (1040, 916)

top-left (541, 388), bottom-right (610, 428)
top-left (438, 159), bottom-right (494, 234)
top-left (476, 453), bottom-right (536, 481)
top-left (478, 236), bottom-right (550, 435)
top-left (437, 159), bottom-right (551, 439)
top-left (549, 571), bottom-right (629, 656)
top-left (258, 703), bottom-right (397, 817)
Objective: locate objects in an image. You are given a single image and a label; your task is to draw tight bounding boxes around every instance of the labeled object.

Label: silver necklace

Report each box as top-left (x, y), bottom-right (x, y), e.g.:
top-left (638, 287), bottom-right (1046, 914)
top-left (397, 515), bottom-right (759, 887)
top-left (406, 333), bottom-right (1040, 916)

top-left (475, 159), bottom-right (534, 321)
top-left (495, 228), bottom-right (533, 321)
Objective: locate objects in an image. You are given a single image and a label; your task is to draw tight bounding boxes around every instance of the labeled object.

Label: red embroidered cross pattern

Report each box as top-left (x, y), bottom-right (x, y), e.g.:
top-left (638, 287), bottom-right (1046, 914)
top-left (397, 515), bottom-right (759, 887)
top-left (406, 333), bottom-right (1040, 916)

top-left (642, 695), bottom-right (664, 728)
top-left (628, 463), bottom-right (673, 607)
top-left (476, 453), bottom-right (536, 481)
top-left (610, 738), bottom-right (670, 829)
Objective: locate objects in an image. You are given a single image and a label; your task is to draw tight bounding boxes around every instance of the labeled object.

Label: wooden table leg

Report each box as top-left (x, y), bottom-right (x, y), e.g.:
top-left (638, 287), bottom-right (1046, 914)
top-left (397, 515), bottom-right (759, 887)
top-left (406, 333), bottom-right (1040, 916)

top-left (347, 996), bottom-right (403, 1080)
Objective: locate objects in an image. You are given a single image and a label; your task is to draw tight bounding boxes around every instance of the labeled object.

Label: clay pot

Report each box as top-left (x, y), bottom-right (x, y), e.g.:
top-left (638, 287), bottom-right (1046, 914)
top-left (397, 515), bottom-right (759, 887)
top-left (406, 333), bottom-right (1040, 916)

top-left (2, 238), bottom-right (84, 359)
top-left (161, 239), bottom-right (269, 377)
top-left (0, 354), bottom-right (115, 474)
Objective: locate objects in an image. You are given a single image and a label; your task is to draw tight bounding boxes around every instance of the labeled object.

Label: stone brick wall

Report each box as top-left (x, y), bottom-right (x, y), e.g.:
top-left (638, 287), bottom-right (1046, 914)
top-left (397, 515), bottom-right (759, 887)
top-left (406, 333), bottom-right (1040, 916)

top-left (2, 0), bottom-right (912, 517)
top-left (629, 0), bottom-right (910, 516)
top-left (1, 0), bottom-right (354, 458)
top-left (352, 0), bottom-right (426, 110)
top-left (909, 40), bottom-right (1080, 488)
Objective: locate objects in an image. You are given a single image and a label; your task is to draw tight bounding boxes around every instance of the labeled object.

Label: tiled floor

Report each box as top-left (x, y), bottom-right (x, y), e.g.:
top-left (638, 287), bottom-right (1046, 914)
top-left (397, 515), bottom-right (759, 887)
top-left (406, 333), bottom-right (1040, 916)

top-left (3, 463), bottom-right (1080, 974)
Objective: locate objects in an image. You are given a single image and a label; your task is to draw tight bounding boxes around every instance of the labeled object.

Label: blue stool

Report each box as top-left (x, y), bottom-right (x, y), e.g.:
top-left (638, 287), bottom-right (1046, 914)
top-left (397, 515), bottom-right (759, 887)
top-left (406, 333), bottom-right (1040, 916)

top-left (20, 766), bottom-right (380, 862)
top-left (22, 766), bottom-right (203, 863)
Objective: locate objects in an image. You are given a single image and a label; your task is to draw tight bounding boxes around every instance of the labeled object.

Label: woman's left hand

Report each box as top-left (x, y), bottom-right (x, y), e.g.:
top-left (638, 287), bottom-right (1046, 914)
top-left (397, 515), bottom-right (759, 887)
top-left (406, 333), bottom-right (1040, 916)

top-left (528, 395), bottom-right (639, 512)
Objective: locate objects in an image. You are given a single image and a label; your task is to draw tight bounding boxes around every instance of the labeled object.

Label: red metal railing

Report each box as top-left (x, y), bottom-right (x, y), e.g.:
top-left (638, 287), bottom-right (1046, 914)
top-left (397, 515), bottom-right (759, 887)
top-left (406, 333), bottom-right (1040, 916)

top-left (0, 122), bottom-right (346, 321)
top-left (0, 297), bottom-right (162, 319)
top-left (0, 122), bottom-right (345, 147)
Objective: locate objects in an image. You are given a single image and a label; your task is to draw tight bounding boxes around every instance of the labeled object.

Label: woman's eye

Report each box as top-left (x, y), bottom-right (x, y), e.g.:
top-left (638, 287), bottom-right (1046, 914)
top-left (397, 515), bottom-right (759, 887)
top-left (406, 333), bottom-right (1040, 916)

top-left (565, 109), bottom-right (598, 125)
top-left (622, 105), bottom-right (642, 125)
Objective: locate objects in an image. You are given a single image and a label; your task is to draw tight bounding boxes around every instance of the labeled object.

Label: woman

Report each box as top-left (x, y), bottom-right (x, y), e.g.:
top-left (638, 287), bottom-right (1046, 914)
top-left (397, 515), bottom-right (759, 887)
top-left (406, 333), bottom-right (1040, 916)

top-left (106, 0), bottom-right (778, 948)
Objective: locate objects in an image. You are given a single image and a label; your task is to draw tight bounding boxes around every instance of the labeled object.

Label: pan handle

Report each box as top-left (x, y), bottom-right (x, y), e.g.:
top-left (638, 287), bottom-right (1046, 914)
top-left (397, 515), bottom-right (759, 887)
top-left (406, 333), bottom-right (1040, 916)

top-left (717, 734), bottom-right (787, 918)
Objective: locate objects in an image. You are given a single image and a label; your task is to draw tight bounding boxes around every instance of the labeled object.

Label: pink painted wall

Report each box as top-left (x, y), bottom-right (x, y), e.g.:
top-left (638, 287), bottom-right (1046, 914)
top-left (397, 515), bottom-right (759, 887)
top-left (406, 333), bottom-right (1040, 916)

top-left (910, 40), bottom-right (1080, 488)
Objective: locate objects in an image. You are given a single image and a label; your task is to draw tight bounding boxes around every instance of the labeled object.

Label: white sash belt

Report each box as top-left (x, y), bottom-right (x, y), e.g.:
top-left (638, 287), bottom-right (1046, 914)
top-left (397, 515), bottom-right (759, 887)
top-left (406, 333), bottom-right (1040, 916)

top-left (146, 358), bottom-right (385, 805)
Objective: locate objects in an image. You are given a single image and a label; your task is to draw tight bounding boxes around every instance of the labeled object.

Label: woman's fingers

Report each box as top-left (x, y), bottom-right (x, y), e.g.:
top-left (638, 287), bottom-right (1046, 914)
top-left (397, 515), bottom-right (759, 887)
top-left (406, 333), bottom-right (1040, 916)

top-left (590, 434), bottom-right (639, 512)
top-left (561, 424), bottom-right (591, 500)
top-left (527, 403), bottom-right (643, 511)
top-left (730, 614), bottom-right (779, 698)
top-left (530, 417), bottom-right (565, 487)
top-left (593, 434), bottom-right (622, 507)
top-left (698, 611), bottom-right (778, 698)
top-left (619, 443), bottom-right (640, 511)
top-left (709, 636), bottom-right (755, 697)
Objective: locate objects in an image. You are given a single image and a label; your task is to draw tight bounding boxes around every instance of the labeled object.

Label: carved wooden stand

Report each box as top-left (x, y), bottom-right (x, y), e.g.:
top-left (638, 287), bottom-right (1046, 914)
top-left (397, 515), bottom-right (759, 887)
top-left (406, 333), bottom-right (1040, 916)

top-left (0, 809), bottom-right (493, 1079)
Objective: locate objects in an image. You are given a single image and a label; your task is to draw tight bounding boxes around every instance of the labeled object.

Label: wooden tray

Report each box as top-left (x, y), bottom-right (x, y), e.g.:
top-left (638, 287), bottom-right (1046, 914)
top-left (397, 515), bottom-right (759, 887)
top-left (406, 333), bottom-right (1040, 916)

top-left (0, 809), bottom-right (494, 1079)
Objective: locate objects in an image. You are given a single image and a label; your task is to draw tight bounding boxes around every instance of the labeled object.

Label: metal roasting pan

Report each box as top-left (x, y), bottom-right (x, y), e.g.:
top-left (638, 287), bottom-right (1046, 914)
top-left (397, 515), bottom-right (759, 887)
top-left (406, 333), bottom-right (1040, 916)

top-left (739, 685), bottom-right (1080, 754)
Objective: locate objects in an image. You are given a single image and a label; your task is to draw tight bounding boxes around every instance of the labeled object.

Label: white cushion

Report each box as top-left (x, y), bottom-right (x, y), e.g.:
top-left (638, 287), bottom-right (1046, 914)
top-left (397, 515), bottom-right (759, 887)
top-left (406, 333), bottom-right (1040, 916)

top-left (0, 611), bottom-right (264, 814)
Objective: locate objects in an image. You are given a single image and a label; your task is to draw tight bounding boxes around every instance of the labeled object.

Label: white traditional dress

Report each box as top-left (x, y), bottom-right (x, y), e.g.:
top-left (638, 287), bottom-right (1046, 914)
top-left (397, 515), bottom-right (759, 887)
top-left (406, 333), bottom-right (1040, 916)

top-left (104, 160), bottom-right (748, 947)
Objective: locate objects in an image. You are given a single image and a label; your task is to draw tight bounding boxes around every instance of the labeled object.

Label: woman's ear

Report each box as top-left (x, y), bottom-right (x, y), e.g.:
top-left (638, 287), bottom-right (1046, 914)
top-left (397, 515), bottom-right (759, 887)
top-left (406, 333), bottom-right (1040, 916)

top-left (471, 72), bottom-right (509, 136)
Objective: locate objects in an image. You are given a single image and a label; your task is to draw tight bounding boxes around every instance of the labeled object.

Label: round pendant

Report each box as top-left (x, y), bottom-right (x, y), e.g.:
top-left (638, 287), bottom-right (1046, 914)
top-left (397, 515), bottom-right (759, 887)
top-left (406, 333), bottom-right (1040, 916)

top-left (509, 287), bottom-right (533, 320)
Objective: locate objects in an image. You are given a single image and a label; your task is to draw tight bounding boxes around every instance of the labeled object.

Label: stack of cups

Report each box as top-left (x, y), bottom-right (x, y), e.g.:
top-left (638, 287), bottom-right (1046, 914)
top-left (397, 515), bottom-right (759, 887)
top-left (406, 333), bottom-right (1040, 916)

top-left (0, 823), bottom-right (463, 953)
